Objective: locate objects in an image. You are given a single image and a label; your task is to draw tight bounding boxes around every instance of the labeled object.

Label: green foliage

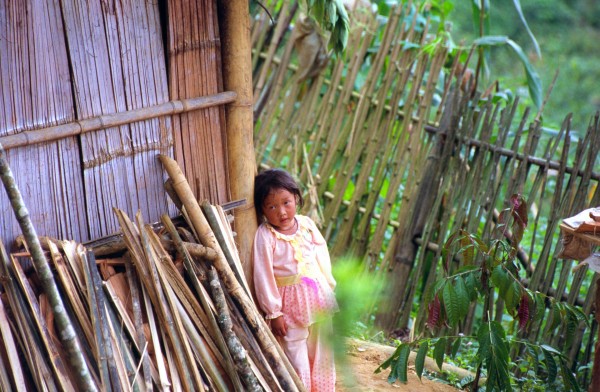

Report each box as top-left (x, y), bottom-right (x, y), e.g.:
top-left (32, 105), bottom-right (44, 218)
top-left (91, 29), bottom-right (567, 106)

top-left (473, 36), bottom-right (543, 109)
top-left (380, 194), bottom-right (588, 391)
top-left (449, 0), bottom-right (600, 131)
top-left (303, 0), bottom-right (349, 54)
top-left (478, 320), bottom-right (512, 391)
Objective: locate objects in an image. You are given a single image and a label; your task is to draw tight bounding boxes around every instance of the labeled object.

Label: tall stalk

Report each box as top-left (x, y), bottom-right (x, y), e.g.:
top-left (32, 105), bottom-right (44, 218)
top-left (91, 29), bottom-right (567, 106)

top-left (0, 143), bottom-right (98, 392)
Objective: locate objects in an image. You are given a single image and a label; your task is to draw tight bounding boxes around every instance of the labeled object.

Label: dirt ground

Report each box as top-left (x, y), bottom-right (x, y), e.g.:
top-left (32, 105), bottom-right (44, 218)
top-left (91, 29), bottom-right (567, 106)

top-left (336, 339), bottom-right (460, 392)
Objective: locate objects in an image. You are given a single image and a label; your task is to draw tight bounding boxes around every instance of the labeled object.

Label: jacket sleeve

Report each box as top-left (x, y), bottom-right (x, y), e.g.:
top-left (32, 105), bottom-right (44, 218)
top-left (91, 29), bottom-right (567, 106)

top-left (252, 226), bottom-right (284, 319)
top-left (308, 218), bottom-right (337, 289)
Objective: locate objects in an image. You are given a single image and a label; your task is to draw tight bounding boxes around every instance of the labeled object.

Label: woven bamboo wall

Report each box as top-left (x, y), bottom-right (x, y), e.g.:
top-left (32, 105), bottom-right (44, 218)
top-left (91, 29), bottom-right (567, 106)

top-left (0, 0), bottom-right (230, 249)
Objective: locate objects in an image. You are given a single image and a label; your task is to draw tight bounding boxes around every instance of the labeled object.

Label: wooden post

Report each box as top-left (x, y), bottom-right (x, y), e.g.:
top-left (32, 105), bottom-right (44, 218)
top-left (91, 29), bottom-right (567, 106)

top-left (217, 0), bottom-right (258, 292)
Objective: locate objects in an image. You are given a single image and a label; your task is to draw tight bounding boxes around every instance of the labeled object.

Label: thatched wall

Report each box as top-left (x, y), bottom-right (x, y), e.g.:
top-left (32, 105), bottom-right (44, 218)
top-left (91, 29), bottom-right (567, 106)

top-left (0, 0), bottom-right (231, 249)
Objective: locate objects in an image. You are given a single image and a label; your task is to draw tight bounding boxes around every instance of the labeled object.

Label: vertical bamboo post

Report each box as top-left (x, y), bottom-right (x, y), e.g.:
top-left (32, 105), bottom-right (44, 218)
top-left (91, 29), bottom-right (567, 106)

top-left (217, 0), bottom-right (258, 291)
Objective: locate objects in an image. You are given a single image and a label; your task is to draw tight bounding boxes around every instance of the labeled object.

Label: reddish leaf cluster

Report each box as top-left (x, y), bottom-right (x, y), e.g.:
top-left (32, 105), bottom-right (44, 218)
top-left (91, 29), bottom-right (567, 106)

top-left (517, 293), bottom-right (531, 331)
top-left (510, 194), bottom-right (528, 227)
top-left (426, 294), bottom-right (441, 329)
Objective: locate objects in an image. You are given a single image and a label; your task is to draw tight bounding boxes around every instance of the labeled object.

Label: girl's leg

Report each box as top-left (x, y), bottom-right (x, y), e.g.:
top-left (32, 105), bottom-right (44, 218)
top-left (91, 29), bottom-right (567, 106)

top-left (280, 327), bottom-right (311, 390)
top-left (307, 318), bottom-right (335, 392)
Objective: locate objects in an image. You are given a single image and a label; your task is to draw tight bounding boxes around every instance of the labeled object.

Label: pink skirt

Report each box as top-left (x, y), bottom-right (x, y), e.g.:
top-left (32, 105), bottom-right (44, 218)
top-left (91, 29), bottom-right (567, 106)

top-left (279, 274), bottom-right (338, 328)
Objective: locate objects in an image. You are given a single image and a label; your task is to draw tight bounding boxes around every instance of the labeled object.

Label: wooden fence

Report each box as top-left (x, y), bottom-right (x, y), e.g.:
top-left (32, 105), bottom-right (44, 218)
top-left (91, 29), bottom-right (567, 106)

top-left (251, 0), bottom-right (600, 384)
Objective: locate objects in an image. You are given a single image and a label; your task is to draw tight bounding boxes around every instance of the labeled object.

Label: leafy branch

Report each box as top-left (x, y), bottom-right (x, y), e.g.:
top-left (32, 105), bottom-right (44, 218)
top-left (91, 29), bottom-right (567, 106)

top-left (303, 0), bottom-right (349, 54)
top-left (380, 194), bottom-right (588, 391)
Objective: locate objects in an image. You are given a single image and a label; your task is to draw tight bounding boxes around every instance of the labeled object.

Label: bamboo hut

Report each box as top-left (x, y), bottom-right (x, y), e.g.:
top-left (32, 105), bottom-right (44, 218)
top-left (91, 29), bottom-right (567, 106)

top-left (0, 0), bottom-right (280, 390)
top-left (0, 0), bottom-right (256, 265)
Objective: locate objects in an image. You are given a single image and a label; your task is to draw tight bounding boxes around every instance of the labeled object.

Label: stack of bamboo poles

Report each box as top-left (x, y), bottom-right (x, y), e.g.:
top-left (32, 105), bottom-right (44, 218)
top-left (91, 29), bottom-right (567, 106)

top-left (0, 155), bottom-right (303, 391)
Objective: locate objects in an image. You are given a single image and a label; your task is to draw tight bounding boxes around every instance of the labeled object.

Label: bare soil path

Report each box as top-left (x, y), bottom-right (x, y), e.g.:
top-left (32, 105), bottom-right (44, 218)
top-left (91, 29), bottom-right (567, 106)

top-left (336, 339), bottom-right (461, 391)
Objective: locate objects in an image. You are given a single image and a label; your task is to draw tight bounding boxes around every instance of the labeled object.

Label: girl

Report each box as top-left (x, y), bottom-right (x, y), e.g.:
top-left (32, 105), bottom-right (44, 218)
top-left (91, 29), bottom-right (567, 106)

top-left (253, 168), bottom-right (338, 392)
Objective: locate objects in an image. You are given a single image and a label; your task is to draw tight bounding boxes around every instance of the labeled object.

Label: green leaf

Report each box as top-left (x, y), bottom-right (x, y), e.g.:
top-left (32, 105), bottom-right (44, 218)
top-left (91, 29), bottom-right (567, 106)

top-left (504, 280), bottom-right (522, 314)
top-left (433, 338), bottom-right (446, 371)
top-left (533, 292), bottom-right (546, 323)
top-left (542, 348), bottom-right (557, 384)
top-left (569, 304), bottom-right (591, 328)
top-left (511, 0), bottom-right (541, 58)
top-left (387, 344), bottom-right (411, 384)
top-left (451, 336), bottom-right (462, 358)
top-left (564, 307), bottom-right (579, 351)
top-left (473, 36), bottom-right (543, 109)
top-left (442, 281), bottom-right (459, 327)
top-left (491, 264), bottom-right (510, 296)
top-left (464, 271), bottom-right (479, 301)
top-left (477, 321), bottom-right (512, 391)
top-left (415, 342), bottom-right (429, 381)
top-left (454, 277), bottom-right (471, 320)
top-left (376, 342), bottom-right (403, 373)
top-left (559, 357), bottom-right (581, 392)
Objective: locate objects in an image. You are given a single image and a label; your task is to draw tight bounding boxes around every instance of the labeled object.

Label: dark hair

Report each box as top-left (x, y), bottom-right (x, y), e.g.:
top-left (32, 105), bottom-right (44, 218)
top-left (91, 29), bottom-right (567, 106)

top-left (254, 168), bottom-right (304, 220)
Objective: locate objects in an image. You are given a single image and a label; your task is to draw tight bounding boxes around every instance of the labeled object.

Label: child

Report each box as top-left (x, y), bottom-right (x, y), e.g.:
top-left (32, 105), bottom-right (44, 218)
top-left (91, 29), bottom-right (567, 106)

top-left (253, 168), bottom-right (338, 392)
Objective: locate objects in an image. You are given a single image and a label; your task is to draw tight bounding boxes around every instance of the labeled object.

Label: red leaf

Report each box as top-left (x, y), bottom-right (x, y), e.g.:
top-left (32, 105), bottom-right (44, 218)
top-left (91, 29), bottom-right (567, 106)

top-left (427, 294), bottom-right (441, 329)
top-left (510, 194), bottom-right (528, 227)
top-left (517, 294), bottom-right (530, 331)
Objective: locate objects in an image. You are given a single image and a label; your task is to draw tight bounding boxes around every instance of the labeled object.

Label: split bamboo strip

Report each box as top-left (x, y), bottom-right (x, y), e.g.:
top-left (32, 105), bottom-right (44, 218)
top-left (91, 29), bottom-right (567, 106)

top-left (0, 251), bottom-right (58, 391)
top-left (83, 250), bottom-right (118, 391)
top-left (10, 255), bottom-right (79, 391)
top-left (116, 213), bottom-right (172, 390)
top-left (136, 213), bottom-right (197, 392)
top-left (201, 201), bottom-right (253, 298)
top-left (103, 306), bottom-right (143, 392)
top-left (161, 214), bottom-right (241, 391)
top-left (0, 92), bottom-right (237, 151)
top-left (0, 283), bottom-right (26, 390)
top-left (124, 256), bottom-right (154, 390)
top-left (158, 154), bottom-right (304, 391)
top-left (145, 225), bottom-right (228, 389)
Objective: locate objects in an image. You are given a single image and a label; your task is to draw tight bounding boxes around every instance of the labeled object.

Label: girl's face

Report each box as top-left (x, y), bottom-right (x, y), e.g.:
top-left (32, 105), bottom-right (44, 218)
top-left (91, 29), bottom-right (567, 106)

top-left (262, 188), bottom-right (297, 233)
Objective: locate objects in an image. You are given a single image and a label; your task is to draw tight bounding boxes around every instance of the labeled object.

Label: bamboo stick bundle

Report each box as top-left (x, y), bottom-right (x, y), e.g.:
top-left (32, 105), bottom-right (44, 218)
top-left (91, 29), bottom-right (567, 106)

top-left (0, 242), bottom-right (28, 391)
top-left (162, 213), bottom-right (242, 391)
top-left (159, 154), bottom-right (304, 391)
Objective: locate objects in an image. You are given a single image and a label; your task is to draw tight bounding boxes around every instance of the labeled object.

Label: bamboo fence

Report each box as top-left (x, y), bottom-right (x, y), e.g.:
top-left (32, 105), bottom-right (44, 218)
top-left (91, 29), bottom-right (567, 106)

top-left (251, 0), bottom-right (600, 385)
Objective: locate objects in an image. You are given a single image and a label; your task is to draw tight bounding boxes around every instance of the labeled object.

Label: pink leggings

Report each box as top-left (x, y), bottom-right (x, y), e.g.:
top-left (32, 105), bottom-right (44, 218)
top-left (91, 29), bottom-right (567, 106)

top-left (278, 319), bottom-right (335, 392)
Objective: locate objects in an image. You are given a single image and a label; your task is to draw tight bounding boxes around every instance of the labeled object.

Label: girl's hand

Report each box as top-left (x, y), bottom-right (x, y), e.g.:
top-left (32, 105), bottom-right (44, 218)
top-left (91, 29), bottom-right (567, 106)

top-left (270, 316), bottom-right (287, 337)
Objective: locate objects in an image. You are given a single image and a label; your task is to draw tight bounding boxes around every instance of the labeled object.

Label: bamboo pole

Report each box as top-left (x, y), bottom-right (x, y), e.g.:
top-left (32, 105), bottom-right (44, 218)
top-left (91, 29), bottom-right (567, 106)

top-left (217, 0), bottom-right (258, 290)
top-left (162, 213), bottom-right (240, 392)
top-left (158, 154), bottom-right (304, 391)
top-left (0, 142), bottom-right (98, 392)
top-left (208, 267), bottom-right (262, 391)
top-left (0, 92), bottom-right (236, 151)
